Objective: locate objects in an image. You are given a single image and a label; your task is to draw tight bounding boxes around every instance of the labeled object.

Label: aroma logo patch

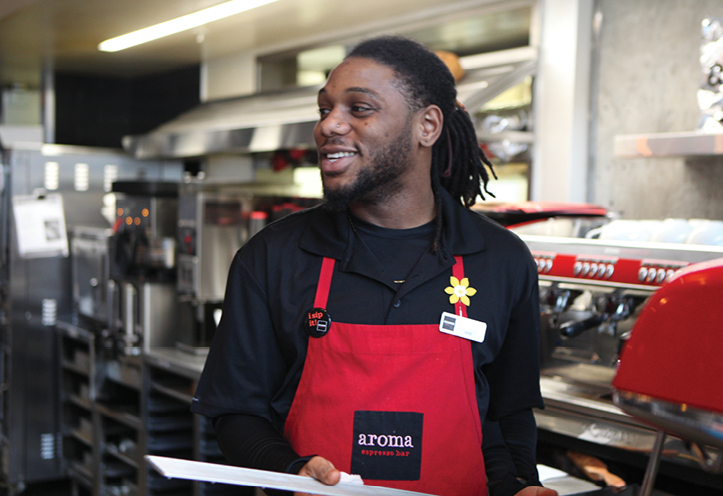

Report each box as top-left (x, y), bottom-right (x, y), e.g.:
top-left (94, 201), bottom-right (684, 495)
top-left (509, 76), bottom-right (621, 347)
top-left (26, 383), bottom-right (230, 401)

top-left (357, 434), bottom-right (414, 448)
top-left (351, 411), bottom-right (423, 481)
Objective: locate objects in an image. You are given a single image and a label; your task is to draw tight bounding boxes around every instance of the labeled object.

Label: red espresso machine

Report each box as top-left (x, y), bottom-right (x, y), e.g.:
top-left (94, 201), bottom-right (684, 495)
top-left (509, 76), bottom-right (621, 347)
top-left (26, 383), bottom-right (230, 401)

top-left (473, 202), bottom-right (723, 492)
top-left (514, 231), bottom-right (723, 493)
top-left (613, 258), bottom-right (723, 496)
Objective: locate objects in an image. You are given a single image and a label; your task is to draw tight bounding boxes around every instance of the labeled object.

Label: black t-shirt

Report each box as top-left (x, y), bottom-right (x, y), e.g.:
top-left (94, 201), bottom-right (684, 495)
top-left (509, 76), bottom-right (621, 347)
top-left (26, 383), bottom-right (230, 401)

top-left (349, 214), bottom-right (435, 287)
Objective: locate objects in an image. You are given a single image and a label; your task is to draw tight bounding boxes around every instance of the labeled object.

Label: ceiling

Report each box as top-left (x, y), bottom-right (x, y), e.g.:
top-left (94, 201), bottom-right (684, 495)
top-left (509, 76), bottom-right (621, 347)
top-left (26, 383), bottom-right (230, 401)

top-left (0, 0), bottom-right (532, 88)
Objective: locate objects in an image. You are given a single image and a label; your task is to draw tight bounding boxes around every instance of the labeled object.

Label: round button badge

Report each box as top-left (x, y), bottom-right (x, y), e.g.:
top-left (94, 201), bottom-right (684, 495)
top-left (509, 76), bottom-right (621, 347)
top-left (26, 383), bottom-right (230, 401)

top-left (304, 307), bottom-right (331, 338)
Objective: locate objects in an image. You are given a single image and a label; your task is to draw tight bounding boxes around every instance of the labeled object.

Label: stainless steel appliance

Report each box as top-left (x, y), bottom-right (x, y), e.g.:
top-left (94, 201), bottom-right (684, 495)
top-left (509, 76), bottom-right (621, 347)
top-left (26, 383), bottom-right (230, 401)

top-left (176, 179), bottom-right (320, 350)
top-left (521, 234), bottom-right (723, 491)
top-left (109, 181), bottom-right (180, 354)
top-left (71, 227), bottom-right (112, 325)
top-left (177, 184), bottom-right (254, 304)
top-left (0, 140), bottom-right (182, 492)
top-left (176, 182), bottom-right (253, 351)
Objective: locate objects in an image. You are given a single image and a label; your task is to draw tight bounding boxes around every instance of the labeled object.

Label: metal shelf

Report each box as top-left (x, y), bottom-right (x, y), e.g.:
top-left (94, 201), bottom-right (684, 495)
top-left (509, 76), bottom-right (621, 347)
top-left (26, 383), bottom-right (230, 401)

top-left (105, 445), bottom-right (139, 469)
top-left (68, 462), bottom-right (95, 486)
top-left (68, 393), bottom-right (93, 411)
top-left (70, 428), bottom-right (94, 447)
top-left (62, 359), bottom-right (91, 377)
top-left (477, 130), bottom-right (534, 144)
top-left (614, 131), bottom-right (723, 158)
top-left (150, 382), bottom-right (193, 405)
top-left (95, 402), bottom-right (143, 431)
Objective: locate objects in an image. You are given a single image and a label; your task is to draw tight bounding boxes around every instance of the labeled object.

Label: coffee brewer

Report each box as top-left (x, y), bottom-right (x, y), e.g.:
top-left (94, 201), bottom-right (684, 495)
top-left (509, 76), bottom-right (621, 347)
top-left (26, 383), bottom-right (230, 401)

top-left (176, 179), bottom-right (262, 351)
top-left (175, 179), bottom-right (321, 350)
top-left (109, 181), bottom-right (180, 354)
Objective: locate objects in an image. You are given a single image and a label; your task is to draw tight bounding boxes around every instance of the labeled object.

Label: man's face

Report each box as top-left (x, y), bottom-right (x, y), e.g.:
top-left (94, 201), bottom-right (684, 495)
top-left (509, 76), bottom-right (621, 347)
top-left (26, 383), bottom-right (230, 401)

top-left (314, 57), bottom-right (418, 209)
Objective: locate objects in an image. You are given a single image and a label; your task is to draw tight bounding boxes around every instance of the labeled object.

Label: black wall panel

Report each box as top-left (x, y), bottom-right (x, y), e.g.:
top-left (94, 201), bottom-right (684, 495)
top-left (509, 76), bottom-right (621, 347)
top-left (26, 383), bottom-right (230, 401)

top-left (55, 65), bottom-right (200, 149)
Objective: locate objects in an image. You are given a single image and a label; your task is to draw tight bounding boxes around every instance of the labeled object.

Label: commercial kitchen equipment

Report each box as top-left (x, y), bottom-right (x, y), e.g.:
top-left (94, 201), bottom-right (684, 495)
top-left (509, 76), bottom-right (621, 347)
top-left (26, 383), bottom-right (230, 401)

top-left (521, 233), bottom-right (723, 492)
top-left (71, 226), bottom-right (113, 326)
top-left (123, 47), bottom-right (538, 161)
top-left (176, 178), bottom-right (320, 350)
top-left (176, 180), bottom-right (251, 350)
top-left (613, 257), bottom-right (723, 496)
top-left (0, 137), bottom-right (181, 492)
top-left (109, 180), bottom-right (180, 354)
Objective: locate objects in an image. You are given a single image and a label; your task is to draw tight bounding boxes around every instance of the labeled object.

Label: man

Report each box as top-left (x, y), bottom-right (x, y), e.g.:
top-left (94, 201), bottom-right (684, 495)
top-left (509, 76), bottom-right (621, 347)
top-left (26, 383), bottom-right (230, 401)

top-left (191, 36), bottom-right (556, 496)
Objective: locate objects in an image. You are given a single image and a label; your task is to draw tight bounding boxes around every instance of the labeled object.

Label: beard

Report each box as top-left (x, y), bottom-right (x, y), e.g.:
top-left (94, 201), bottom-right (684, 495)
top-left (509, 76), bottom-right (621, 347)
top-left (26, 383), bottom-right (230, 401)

top-left (322, 125), bottom-right (414, 212)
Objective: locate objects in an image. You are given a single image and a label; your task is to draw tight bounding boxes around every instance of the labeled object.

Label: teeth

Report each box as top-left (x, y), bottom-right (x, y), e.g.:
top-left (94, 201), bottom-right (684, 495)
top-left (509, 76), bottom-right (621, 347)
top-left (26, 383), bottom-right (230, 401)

top-left (326, 151), bottom-right (356, 160)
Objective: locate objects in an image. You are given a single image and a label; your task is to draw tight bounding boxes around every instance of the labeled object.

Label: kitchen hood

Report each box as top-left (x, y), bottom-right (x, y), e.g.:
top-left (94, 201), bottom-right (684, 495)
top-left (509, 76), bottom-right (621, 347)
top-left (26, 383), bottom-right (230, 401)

top-left (122, 47), bottom-right (537, 160)
top-left (123, 84), bottom-right (321, 159)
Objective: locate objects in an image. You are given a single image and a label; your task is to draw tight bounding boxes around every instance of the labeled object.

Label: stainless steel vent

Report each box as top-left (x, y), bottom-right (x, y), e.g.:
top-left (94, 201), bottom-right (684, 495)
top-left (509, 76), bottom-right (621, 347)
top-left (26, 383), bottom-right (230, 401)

top-left (123, 47), bottom-right (537, 160)
top-left (41, 298), bottom-right (57, 326)
top-left (123, 85), bottom-right (321, 159)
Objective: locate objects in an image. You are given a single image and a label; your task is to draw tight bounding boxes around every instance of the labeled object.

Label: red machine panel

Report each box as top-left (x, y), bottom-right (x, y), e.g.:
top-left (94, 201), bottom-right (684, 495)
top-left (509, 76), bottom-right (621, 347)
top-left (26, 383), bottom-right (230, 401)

top-left (530, 250), bottom-right (690, 287)
top-left (613, 257), bottom-right (723, 414)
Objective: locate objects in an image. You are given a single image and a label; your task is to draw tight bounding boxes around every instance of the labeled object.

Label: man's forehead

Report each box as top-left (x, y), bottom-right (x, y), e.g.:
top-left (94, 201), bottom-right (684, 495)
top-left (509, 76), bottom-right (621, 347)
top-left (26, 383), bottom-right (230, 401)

top-left (318, 58), bottom-right (403, 100)
top-left (317, 85), bottom-right (383, 99)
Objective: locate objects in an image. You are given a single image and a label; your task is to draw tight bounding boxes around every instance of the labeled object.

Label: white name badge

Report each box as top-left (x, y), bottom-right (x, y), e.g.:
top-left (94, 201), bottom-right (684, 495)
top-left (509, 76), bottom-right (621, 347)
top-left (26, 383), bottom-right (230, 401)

top-left (439, 312), bottom-right (487, 343)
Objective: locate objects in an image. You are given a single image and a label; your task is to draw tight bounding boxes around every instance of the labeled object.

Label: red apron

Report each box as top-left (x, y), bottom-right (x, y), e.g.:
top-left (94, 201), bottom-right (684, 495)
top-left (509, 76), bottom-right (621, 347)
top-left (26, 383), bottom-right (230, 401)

top-left (284, 257), bottom-right (487, 496)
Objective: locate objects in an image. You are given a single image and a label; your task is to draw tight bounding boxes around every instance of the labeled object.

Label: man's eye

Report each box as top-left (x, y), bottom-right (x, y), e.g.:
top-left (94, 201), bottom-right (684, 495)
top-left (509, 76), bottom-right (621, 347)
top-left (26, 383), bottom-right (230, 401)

top-left (351, 106), bottom-right (372, 113)
top-left (318, 108), bottom-right (330, 116)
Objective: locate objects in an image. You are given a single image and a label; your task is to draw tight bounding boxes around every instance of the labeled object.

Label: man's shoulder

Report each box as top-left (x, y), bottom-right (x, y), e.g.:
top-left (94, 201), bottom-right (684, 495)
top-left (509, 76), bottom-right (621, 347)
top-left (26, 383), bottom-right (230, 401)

top-left (236, 203), bottom-right (338, 261)
top-left (458, 208), bottom-right (538, 293)
top-left (466, 206), bottom-right (527, 246)
top-left (439, 189), bottom-right (529, 258)
top-left (241, 204), bottom-right (320, 250)
top-left (262, 203), bottom-right (325, 238)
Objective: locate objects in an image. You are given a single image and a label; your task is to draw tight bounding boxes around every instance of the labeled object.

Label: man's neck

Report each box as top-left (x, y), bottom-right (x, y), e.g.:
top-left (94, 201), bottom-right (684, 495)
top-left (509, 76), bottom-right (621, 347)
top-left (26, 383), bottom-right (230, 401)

top-left (348, 187), bottom-right (436, 229)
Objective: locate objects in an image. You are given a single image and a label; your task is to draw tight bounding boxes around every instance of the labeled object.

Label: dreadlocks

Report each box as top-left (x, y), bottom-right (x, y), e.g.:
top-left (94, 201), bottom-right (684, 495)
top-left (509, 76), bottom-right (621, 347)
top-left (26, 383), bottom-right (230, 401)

top-left (346, 36), bottom-right (496, 251)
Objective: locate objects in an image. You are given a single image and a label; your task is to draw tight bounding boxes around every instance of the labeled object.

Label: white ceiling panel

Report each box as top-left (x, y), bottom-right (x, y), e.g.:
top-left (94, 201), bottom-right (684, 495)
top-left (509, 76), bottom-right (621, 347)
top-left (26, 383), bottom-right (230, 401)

top-left (2, 0), bottom-right (504, 86)
top-left (0, 0), bottom-right (533, 87)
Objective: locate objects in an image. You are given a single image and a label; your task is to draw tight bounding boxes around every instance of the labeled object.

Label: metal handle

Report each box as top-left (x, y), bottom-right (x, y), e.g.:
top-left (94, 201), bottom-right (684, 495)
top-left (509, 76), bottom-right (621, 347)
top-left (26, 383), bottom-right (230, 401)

top-left (559, 314), bottom-right (605, 338)
top-left (107, 279), bottom-right (118, 329)
top-left (640, 430), bottom-right (666, 496)
top-left (123, 282), bottom-right (137, 344)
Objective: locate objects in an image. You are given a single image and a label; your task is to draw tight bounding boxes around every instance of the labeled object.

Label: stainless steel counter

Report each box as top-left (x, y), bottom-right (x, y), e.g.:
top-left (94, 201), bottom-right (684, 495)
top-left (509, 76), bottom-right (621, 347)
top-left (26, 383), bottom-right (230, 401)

top-left (145, 347), bottom-right (209, 380)
top-left (536, 376), bottom-right (661, 453)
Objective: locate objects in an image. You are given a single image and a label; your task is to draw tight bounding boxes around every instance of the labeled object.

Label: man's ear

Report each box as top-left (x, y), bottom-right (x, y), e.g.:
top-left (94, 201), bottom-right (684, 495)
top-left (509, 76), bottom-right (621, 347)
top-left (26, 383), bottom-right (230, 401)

top-left (416, 105), bottom-right (443, 148)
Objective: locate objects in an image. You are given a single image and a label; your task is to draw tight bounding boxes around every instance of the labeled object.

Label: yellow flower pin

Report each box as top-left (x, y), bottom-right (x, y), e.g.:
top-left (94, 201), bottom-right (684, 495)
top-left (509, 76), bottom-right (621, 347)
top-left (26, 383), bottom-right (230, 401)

top-left (444, 276), bottom-right (477, 306)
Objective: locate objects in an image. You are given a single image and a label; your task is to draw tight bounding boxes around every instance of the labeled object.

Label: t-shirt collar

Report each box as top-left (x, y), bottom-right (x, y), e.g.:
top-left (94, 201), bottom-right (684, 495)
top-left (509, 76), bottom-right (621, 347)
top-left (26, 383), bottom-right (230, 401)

top-left (299, 188), bottom-right (487, 260)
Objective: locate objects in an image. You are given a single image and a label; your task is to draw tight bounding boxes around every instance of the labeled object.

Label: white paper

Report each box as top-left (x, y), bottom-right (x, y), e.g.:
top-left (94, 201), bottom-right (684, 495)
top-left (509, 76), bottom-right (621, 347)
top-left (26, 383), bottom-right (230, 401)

top-left (339, 472), bottom-right (364, 485)
top-left (146, 456), bottom-right (434, 496)
top-left (537, 464), bottom-right (569, 482)
top-left (12, 193), bottom-right (69, 258)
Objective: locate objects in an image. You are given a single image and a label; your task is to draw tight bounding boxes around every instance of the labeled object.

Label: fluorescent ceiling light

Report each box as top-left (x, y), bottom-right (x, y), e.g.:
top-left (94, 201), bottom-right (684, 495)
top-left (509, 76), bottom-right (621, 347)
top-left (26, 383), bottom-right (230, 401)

top-left (98, 0), bottom-right (278, 52)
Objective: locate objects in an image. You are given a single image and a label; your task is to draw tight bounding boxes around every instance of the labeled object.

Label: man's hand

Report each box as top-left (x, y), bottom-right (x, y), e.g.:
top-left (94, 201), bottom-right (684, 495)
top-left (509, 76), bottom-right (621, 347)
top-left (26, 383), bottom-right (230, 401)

top-left (294, 456), bottom-right (341, 496)
top-left (514, 486), bottom-right (559, 496)
top-left (293, 460), bottom-right (560, 496)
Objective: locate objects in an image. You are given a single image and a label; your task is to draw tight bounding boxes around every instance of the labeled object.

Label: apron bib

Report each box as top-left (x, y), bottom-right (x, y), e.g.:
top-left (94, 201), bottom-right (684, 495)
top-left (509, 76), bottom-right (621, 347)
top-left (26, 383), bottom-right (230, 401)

top-left (284, 257), bottom-right (487, 496)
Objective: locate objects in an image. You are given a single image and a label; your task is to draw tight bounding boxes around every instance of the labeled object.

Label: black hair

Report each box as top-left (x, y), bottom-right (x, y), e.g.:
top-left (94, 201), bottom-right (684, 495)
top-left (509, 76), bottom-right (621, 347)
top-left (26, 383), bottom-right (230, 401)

top-left (347, 36), bottom-right (496, 250)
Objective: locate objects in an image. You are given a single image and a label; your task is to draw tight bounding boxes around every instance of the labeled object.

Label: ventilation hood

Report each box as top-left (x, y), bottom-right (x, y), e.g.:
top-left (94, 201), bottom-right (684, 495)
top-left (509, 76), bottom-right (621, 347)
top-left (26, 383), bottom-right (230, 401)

top-left (122, 84), bottom-right (321, 159)
top-left (122, 47), bottom-right (537, 160)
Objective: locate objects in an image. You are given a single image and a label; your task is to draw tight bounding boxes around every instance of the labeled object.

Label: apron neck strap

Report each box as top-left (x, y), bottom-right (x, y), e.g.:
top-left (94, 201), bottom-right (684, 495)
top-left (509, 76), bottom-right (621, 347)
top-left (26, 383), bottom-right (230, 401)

top-left (452, 256), bottom-right (468, 318)
top-left (313, 257), bottom-right (336, 308)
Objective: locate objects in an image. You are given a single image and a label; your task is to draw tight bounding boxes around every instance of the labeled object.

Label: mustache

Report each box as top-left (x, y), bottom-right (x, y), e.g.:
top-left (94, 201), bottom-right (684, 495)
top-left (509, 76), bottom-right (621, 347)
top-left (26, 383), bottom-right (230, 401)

top-left (318, 137), bottom-right (354, 148)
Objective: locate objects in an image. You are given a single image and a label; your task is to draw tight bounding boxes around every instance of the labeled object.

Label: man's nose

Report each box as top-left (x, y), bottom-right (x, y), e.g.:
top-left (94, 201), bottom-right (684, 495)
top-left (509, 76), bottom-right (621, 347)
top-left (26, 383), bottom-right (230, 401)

top-left (318, 109), bottom-right (350, 137)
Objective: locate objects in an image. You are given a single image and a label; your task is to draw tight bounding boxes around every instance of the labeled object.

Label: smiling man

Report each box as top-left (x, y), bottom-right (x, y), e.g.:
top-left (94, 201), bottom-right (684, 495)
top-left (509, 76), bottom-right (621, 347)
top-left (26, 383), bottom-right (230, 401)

top-left (315, 59), bottom-right (421, 218)
top-left (191, 36), bottom-right (556, 496)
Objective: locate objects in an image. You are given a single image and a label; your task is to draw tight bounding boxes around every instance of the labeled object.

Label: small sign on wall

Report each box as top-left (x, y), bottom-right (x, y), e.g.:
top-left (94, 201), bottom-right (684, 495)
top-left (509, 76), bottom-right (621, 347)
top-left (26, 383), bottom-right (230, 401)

top-left (11, 193), bottom-right (69, 258)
